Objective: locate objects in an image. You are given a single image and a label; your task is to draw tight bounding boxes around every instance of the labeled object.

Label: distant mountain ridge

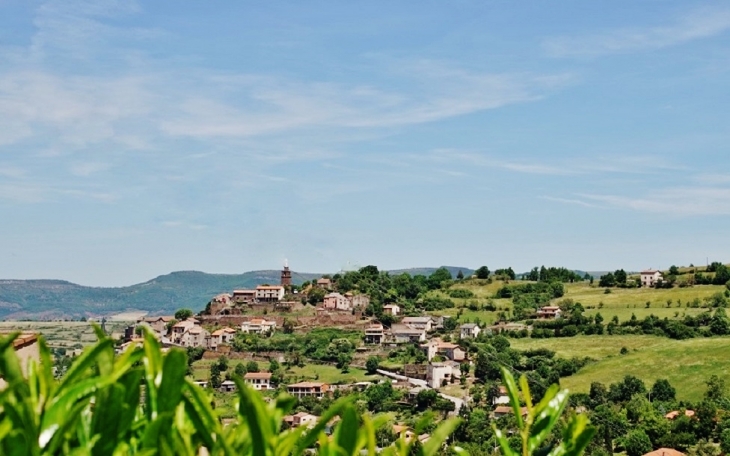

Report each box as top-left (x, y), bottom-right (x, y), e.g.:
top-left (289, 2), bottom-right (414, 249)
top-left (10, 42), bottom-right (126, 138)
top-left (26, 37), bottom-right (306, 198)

top-left (0, 266), bottom-right (473, 320)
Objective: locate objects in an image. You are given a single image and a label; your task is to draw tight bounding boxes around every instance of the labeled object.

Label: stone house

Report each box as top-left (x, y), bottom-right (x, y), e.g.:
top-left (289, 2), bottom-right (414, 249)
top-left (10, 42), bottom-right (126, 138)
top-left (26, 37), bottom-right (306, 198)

top-left (641, 269), bottom-right (664, 287)
top-left (460, 323), bottom-right (481, 339)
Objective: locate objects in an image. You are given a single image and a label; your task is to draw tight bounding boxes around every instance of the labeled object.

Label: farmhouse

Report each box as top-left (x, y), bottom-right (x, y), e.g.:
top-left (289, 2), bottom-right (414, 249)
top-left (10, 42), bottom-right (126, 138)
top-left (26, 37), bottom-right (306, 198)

top-left (390, 324), bottom-right (427, 343)
top-left (209, 327), bottom-right (237, 350)
top-left (316, 278), bottom-right (333, 289)
top-left (426, 362), bottom-right (452, 388)
top-left (322, 292), bottom-right (351, 311)
top-left (421, 339), bottom-right (466, 362)
top-left (232, 289), bottom-right (256, 304)
top-left (641, 269), bottom-right (664, 287)
top-left (244, 372), bottom-right (272, 390)
top-left (220, 380), bottom-right (236, 392)
top-left (137, 316), bottom-right (175, 338)
top-left (171, 318), bottom-right (207, 346)
top-left (493, 405), bottom-right (528, 419)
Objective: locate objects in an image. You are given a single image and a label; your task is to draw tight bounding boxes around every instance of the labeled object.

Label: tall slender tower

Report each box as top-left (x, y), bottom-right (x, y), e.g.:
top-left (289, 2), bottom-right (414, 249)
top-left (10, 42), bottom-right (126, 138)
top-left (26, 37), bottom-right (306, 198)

top-left (281, 259), bottom-right (292, 287)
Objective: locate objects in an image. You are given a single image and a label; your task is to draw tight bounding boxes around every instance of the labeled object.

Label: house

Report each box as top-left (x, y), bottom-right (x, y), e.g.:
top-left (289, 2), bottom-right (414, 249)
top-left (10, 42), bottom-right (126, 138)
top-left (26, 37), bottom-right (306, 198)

top-left (287, 381), bottom-right (329, 398)
top-left (536, 306), bottom-right (562, 320)
top-left (208, 293), bottom-right (233, 314)
top-left (323, 292), bottom-right (351, 311)
top-left (383, 304), bottom-right (401, 316)
top-left (316, 278), bottom-right (333, 290)
top-left (137, 316), bottom-right (175, 338)
top-left (256, 285), bottom-right (285, 302)
top-left (209, 327), bottom-right (237, 350)
top-left (493, 386), bottom-right (510, 405)
top-left (421, 339), bottom-right (466, 362)
top-left (390, 324), bottom-right (427, 343)
top-left (284, 412), bottom-right (319, 429)
top-left (220, 380), bottom-right (236, 392)
top-left (232, 289), bottom-right (257, 304)
top-left (180, 326), bottom-right (208, 348)
top-left (426, 362), bottom-right (453, 388)
top-left (244, 372), bottom-right (273, 390)
top-left (171, 318), bottom-right (202, 346)
top-left (0, 333), bottom-right (41, 389)
top-left (401, 316), bottom-right (434, 332)
top-left (347, 293), bottom-right (370, 309)
top-left (641, 269), bottom-right (664, 287)
top-left (241, 318), bottom-right (277, 334)
top-left (460, 323), bottom-right (481, 339)
top-left (643, 449), bottom-right (685, 456)
top-left (364, 323), bottom-right (385, 344)
top-left (493, 405), bottom-right (528, 419)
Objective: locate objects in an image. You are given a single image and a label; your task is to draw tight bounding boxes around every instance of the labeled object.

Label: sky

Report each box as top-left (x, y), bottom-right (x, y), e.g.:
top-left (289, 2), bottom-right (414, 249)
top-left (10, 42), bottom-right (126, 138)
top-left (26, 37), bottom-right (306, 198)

top-left (1, 0), bottom-right (730, 286)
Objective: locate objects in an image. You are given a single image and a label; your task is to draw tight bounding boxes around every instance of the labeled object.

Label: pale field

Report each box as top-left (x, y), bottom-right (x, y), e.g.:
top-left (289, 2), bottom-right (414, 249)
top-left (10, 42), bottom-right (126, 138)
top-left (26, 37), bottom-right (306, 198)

top-left (0, 320), bottom-right (132, 348)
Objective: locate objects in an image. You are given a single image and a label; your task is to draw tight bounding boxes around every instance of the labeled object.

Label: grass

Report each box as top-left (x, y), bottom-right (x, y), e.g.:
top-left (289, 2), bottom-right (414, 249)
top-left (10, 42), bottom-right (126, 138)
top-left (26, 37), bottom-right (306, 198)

top-left (284, 363), bottom-right (375, 384)
top-left (510, 335), bottom-right (730, 402)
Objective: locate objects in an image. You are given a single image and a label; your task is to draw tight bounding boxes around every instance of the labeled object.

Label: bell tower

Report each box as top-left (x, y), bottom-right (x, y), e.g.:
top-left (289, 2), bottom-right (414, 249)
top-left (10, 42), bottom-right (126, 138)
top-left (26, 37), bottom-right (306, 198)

top-left (280, 259), bottom-right (292, 287)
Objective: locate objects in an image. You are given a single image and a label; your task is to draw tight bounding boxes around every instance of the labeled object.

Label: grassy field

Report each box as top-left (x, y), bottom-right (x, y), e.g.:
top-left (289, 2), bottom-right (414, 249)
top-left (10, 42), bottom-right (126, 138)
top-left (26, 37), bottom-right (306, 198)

top-left (0, 320), bottom-right (131, 349)
top-left (511, 335), bottom-right (730, 402)
top-left (192, 359), bottom-right (377, 385)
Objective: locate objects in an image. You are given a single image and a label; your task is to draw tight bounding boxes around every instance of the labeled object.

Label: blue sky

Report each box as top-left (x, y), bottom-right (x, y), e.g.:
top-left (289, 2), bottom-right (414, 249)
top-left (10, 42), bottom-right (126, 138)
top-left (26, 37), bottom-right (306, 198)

top-left (1, 0), bottom-right (730, 286)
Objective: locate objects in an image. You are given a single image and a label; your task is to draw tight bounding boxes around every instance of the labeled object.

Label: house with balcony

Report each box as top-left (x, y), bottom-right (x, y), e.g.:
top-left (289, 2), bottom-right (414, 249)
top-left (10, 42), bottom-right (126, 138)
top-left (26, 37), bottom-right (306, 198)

top-left (244, 372), bottom-right (273, 390)
top-left (232, 289), bottom-right (257, 304)
top-left (255, 285), bottom-right (285, 302)
top-left (287, 381), bottom-right (329, 398)
top-left (536, 306), bottom-right (562, 319)
top-left (209, 327), bottom-right (237, 350)
top-left (364, 323), bottom-right (385, 344)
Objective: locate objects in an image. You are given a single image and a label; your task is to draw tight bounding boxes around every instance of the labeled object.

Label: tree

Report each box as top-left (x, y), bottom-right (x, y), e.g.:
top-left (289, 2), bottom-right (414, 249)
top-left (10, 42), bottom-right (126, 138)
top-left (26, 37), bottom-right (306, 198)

top-left (175, 308), bottom-right (193, 320)
top-left (337, 352), bottom-right (352, 373)
top-left (475, 266), bottom-right (490, 279)
top-left (282, 318), bottom-right (295, 334)
top-left (415, 389), bottom-right (438, 410)
top-left (624, 429), bottom-right (652, 456)
top-left (720, 428), bottom-right (730, 455)
top-left (669, 265), bottom-right (680, 275)
top-left (456, 270), bottom-right (464, 280)
top-left (705, 375), bottom-right (726, 402)
top-left (245, 361), bottom-right (259, 373)
top-left (365, 356), bottom-right (380, 375)
top-left (427, 267), bottom-right (453, 289)
top-left (217, 355), bottom-right (229, 372)
top-left (234, 363), bottom-right (246, 377)
top-left (710, 308), bottom-right (730, 335)
top-left (650, 379), bottom-right (676, 402)
top-left (307, 287), bottom-right (326, 305)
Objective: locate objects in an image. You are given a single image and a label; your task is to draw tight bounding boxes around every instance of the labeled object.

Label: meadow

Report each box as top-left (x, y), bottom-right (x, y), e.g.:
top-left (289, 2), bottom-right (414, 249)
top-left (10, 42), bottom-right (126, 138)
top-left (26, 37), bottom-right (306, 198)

top-left (511, 335), bottom-right (730, 402)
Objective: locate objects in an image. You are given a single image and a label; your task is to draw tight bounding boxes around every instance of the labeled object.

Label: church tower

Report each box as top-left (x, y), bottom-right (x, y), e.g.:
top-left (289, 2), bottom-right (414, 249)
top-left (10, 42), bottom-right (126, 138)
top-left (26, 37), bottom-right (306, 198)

top-left (280, 259), bottom-right (292, 287)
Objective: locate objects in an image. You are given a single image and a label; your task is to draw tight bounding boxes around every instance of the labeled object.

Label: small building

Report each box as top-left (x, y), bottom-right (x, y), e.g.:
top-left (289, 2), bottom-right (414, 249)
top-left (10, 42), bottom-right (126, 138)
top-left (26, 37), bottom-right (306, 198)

top-left (232, 289), bottom-right (257, 304)
top-left (643, 449), bottom-right (685, 456)
top-left (256, 285), bottom-right (285, 302)
top-left (383, 304), bottom-right (401, 316)
top-left (241, 318), bottom-right (277, 335)
top-left (284, 412), bottom-right (319, 429)
top-left (421, 339), bottom-right (466, 362)
top-left (460, 323), bottom-right (481, 339)
top-left (665, 410), bottom-right (695, 420)
top-left (401, 317), bottom-right (434, 332)
top-left (390, 324), bottom-right (427, 343)
top-left (208, 293), bottom-right (233, 314)
top-left (220, 380), bottom-right (236, 392)
top-left (287, 381), bottom-right (329, 398)
top-left (348, 293), bottom-right (370, 309)
top-left (316, 278), bottom-right (333, 290)
top-left (323, 292), bottom-right (351, 311)
top-left (364, 323), bottom-right (385, 344)
top-left (493, 405), bottom-right (528, 419)
top-left (493, 385), bottom-right (510, 405)
top-left (536, 306), bottom-right (562, 320)
top-left (393, 425), bottom-right (416, 442)
top-left (426, 362), bottom-right (453, 389)
top-left (244, 372), bottom-right (273, 390)
top-left (180, 326), bottom-right (208, 348)
top-left (137, 316), bottom-right (175, 338)
top-left (641, 269), bottom-right (664, 287)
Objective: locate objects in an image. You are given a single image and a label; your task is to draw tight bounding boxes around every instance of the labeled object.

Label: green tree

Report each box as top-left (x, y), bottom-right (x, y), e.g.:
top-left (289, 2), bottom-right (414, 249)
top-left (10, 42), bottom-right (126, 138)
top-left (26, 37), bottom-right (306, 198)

top-left (365, 356), bottom-right (380, 375)
top-left (428, 267), bottom-right (453, 289)
top-left (650, 379), bottom-right (676, 402)
top-left (337, 352), bottom-right (352, 373)
top-left (476, 266), bottom-right (491, 279)
top-left (456, 270), bottom-right (464, 280)
top-left (624, 430), bottom-right (652, 456)
top-left (710, 308), bottom-right (730, 335)
top-left (705, 375), bottom-right (726, 402)
top-left (175, 308), bottom-right (193, 320)
top-left (246, 360), bottom-right (260, 373)
top-left (234, 362), bottom-right (247, 377)
top-left (720, 429), bottom-right (730, 455)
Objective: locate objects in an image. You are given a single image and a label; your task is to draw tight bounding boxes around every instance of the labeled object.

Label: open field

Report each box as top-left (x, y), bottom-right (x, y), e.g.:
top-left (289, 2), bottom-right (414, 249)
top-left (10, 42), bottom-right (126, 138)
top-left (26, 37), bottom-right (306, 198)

top-left (511, 335), bottom-right (730, 402)
top-left (0, 320), bottom-right (132, 349)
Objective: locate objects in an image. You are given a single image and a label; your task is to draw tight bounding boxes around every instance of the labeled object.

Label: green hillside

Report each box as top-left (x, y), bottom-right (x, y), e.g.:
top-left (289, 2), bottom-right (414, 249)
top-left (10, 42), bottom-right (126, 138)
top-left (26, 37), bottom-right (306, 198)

top-left (511, 335), bottom-right (730, 402)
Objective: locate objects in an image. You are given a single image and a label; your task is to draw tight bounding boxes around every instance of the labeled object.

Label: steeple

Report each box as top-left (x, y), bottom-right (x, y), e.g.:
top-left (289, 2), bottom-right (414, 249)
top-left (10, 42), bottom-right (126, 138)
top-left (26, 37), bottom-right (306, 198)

top-left (281, 259), bottom-right (292, 286)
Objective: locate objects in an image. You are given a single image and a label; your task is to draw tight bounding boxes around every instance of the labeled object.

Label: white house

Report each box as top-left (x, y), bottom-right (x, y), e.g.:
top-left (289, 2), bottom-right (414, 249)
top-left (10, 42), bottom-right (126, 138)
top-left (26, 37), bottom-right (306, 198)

top-left (255, 285), bottom-right (285, 302)
top-left (390, 324), bottom-right (427, 343)
top-left (460, 323), bottom-right (481, 339)
top-left (241, 318), bottom-right (277, 334)
top-left (383, 304), bottom-right (401, 316)
top-left (244, 372), bottom-right (272, 390)
top-left (285, 412), bottom-right (319, 429)
top-left (364, 323), bottom-right (385, 344)
top-left (641, 269), bottom-right (663, 287)
top-left (426, 362), bottom-right (453, 389)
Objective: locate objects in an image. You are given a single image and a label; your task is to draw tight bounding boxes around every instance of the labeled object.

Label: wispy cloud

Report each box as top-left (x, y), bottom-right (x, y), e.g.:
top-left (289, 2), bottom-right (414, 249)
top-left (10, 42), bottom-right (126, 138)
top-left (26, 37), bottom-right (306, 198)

top-left (544, 7), bottom-right (730, 57)
top-left (540, 196), bottom-right (597, 208)
top-left (578, 187), bottom-right (730, 216)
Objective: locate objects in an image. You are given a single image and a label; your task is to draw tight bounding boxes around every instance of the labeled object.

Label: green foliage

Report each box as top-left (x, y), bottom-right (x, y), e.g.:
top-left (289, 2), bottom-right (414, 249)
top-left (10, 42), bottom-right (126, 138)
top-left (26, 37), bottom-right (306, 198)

top-left (493, 367), bottom-right (595, 456)
top-left (623, 429), bottom-right (652, 456)
top-left (476, 266), bottom-right (491, 279)
top-left (365, 356), bottom-right (380, 375)
top-left (0, 329), bottom-right (462, 455)
top-left (175, 308), bottom-right (194, 320)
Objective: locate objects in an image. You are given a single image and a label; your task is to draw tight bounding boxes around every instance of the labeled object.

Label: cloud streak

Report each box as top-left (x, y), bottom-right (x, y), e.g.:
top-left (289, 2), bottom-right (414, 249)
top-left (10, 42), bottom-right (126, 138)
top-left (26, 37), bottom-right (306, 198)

top-left (578, 187), bottom-right (730, 216)
top-left (544, 7), bottom-right (730, 57)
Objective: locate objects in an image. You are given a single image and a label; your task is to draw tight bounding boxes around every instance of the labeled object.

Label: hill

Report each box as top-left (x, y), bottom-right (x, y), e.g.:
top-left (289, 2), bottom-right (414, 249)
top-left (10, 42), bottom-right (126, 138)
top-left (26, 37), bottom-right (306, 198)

top-left (0, 266), bottom-right (474, 320)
